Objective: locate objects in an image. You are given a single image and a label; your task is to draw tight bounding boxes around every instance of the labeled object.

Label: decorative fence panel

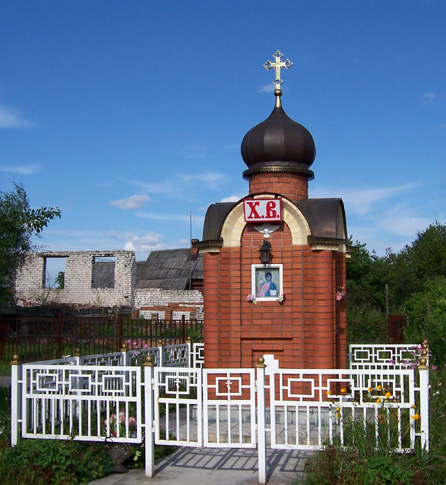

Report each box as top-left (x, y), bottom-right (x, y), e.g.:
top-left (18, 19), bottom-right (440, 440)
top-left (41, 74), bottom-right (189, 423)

top-left (203, 368), bottom-right (257, 448)
top-left (349, 344), bottom-right (422, 370)
top-left (21, 364), bottom-right (143, 444)
top-left (266, 368), bottom-right (418, 452)
top-left (152, 367), bottom-right (202, 447)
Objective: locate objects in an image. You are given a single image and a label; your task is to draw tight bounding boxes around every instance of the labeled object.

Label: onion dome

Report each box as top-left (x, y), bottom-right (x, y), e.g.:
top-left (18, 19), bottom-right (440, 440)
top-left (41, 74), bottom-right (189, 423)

top-left (241, 89), bottom-right (316, 180)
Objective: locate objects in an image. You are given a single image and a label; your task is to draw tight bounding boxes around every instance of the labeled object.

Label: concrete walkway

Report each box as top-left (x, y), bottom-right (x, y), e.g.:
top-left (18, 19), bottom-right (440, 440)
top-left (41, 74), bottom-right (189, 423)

top-left (90, 447), bottom-right (313, 484)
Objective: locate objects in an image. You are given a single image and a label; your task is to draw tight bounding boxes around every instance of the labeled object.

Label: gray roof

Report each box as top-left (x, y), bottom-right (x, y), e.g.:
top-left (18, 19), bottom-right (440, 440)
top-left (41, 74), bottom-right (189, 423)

top-left (201, 198), bottom-right (346, 242)
top-left (135, 249), bottom-right (203, 290)
top-left (92, 249), bottom-right (203, 290)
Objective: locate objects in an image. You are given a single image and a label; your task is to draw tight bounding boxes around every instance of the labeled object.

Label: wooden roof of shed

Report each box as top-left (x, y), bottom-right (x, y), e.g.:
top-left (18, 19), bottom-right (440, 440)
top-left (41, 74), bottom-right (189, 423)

top-left (92, 248), bottom-right (203, 291)
top-left (135, 248), bottom-right (203, 290)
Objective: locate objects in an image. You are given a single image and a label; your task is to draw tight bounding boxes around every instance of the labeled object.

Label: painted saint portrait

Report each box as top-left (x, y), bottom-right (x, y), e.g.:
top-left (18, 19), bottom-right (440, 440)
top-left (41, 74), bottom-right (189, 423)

top-left (252, 265), bottom-right (282, 300)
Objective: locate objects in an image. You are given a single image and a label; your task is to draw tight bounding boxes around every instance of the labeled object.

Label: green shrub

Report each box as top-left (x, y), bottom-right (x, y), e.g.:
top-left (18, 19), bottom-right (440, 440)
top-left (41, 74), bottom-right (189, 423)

top-left (2, 439), bottom-right (114, 484)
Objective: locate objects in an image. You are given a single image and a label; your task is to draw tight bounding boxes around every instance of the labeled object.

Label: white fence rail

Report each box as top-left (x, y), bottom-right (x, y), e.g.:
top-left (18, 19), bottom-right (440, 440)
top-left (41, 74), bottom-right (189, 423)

top-left (349, 343), bottom-right (426, 370)
top-left (11, 343), bottom-right (430, 485)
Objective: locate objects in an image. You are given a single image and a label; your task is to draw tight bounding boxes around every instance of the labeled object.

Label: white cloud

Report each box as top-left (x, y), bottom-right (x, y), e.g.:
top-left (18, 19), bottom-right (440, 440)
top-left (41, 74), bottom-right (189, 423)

top-left (109, 194), bottom-right (151, 210)
top-left (0, 105), bottom-right (34, 128)
top-left (377, 204), bottom-right (432, 237)
top-left (313, 182), bottom-right (421, 216)
top-left (179, 171), bottom-right (227, 187)
top-left (128, 171), bottom-right (227, 196)
top-left (129, 179), bottom-right (176, 195)
top-left (118, 232), bottom-right (168, 257)
top-left (257, 83), bottom-right (276, 93)
top-left (220, 194), bottom-right (240, 203)
top-left (0, 164), bottom-right (41, 175)
top-left (136, 210), bottom-right (205, 227)
top-left (422, 92), bottom-right (437, 103)
top-left (179, 144), bottom-right (209, 159)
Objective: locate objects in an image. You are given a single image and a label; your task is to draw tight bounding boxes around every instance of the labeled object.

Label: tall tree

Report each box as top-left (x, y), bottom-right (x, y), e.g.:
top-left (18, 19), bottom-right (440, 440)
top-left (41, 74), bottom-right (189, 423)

top-left (398, 222), bottom-right (446, 281)
top-left (404, 275), bottom-right (446, 364)
top-left (0, 183), bottom-right (60, 306)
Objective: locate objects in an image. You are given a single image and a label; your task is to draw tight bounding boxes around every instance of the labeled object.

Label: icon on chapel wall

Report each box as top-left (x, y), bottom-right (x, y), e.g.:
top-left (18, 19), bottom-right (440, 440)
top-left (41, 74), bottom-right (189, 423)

top-left (251, 264), bottom-right (283, 301)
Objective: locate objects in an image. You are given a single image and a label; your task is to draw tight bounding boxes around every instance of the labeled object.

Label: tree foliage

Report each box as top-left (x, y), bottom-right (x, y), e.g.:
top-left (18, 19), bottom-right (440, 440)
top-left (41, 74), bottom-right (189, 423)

top-left (404, 275), bottom-right (446, 364)
top-left (0, 183), bottom-right (60, 306)
top-left (347, 222), bottom-right (446, 323)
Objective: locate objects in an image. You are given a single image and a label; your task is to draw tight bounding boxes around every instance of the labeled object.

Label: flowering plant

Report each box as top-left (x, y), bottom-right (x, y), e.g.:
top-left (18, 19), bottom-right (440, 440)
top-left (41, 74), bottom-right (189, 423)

top-left (104, 410), bottom-right (137, 438)
top-left (277, 294), bottom-right (285, 303)
top-left (336, 286), bottom-right (345, 301)
top-left (247, 295), bottom-right (257, 304)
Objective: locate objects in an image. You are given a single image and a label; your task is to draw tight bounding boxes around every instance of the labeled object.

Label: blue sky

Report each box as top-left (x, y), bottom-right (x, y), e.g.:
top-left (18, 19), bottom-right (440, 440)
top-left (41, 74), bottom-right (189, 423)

top-left (1, 0), bottom-right (445, 267)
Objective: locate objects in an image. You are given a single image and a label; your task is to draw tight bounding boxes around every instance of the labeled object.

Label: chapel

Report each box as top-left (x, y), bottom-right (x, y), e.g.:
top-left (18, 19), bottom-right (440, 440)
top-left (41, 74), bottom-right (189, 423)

top-left (193, 51), bottom-right (349, 369)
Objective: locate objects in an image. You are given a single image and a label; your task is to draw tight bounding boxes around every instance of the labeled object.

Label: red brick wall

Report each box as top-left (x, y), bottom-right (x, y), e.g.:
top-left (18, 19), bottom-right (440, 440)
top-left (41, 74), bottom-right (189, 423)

top-left (249, 172), bottom-right (308, 200)
top-left (203, 220), bottom-right (347, 369)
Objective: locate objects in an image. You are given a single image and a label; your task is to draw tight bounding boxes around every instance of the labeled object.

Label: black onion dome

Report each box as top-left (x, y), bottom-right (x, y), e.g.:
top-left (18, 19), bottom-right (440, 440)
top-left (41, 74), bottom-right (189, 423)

top-left (241, 95), bottom-right (316, 180)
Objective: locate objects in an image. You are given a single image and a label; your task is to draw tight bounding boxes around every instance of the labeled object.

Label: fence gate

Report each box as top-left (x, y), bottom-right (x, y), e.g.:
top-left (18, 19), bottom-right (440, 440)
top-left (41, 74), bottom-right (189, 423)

top-left (150, 367), bottom-right (256, 448)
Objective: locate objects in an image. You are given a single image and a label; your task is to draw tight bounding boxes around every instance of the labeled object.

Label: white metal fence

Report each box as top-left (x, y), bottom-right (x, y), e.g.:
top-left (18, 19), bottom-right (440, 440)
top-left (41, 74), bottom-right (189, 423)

top-left (11, 343), bottom-right (429, 485)
top-left (349, 343), bottom-right (426, 370)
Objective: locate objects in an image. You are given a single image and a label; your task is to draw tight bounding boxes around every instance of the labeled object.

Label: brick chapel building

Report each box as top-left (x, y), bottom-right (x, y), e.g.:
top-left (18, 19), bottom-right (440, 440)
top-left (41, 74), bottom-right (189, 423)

top-left (193, 52), bottom-right (348, 370)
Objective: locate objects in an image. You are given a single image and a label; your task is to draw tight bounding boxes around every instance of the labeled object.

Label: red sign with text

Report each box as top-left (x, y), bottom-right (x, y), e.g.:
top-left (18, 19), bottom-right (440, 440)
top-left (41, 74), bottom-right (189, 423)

top-left (243, 198), bottom-right (282, 223)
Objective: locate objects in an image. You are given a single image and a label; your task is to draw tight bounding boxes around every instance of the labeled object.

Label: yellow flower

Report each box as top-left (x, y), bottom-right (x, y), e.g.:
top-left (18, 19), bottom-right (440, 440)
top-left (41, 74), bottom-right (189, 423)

top-left (336, 412), bottom-right (341, 418)
top-left (412, 414), bottom-right (420, 420)
top-left (367, 387), bottom-right (372, 392)
top-left (411, 404), bottom-right (416, 408)
top-left (385, 392), bottom-right (392, 399)
top-left (376, 385), bottom-right (382, 391)
top-left (326, 391), bottom-right (331, 396)
top-left (341, 388), bottom-right (346, 393)
top-left (376, 398), bottom-right (381, 404)
top-left (336, 406), bottom-right (341, 411)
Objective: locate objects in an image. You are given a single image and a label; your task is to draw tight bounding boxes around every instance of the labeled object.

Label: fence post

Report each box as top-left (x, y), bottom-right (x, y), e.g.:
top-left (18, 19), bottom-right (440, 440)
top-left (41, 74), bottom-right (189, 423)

top-left (158, 339), bottom-right (163, 367)
top-left (117, 314), bottom-right (123, 352)
top-left (418, 341), bottom-right (430, 451)
top-left (57, 312), bottom-right (62, 359)
top-left (181, 315), bottom-right (186, 343)
top-left (120, 342), bottom-right (128, 366)
top-left (144, 357), bottom-right (155, 477)
top-left (186, 337), bottom-right (192, 367)
top-left (256, 357), bottom-right (267, 485)
top-left (10, 354), bottom-right (21, 446)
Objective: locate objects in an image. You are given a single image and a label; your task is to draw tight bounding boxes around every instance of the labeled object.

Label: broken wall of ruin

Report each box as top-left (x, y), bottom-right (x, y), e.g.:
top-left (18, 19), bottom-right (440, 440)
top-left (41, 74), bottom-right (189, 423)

top-left (14, 251), bottom-right (135, 308)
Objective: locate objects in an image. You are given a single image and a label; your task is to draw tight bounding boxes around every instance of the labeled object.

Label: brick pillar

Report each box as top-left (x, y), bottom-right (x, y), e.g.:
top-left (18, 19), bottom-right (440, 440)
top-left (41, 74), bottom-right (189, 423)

top-left (312, 251), bottom-right (335, 368)
top-left (203, 252), bottom-right (220, 368)
top-left (335, 251), bottom-right (347, 368)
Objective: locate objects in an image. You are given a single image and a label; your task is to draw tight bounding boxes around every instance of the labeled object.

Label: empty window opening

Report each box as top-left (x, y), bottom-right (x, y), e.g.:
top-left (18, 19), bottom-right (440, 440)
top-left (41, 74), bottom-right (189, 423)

top-left (92, 256), bottom-right (116, 289)
top-left (43, 257), bottom-right (67, 289)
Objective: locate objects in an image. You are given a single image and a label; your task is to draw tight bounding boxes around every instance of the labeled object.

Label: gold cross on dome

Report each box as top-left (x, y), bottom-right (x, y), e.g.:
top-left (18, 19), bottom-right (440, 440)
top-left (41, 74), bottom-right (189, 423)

top-left (263, 50), bottom-right (293, 88)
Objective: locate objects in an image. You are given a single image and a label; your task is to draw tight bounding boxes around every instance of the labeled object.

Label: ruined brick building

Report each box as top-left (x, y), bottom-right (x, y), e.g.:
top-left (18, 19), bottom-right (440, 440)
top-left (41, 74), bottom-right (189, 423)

top-left (14, 248), bottom-right (204, 320)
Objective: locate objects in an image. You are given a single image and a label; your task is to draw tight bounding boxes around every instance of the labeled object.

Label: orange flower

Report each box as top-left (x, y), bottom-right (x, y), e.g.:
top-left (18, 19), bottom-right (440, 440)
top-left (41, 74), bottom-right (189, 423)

top-left (376, 385), bottom-right (382, 391)
top-left (340, 388), bottom-right (346, 393)
top-left (385, 392), bottom-right (392, 399)
top-left (412, 414), bottom-right (420, 420)
top-left (367, 387), bottom-right (372, 392)
top-left (326, 391), bottom-right (331, 396)
top-left (376, 398), bottom-right (381, 404)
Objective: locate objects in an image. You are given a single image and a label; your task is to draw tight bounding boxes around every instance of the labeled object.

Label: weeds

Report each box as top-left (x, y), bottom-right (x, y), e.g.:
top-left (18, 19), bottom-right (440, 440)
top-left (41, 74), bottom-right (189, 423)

top-left (304, 367), bottom-right (446, 484)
